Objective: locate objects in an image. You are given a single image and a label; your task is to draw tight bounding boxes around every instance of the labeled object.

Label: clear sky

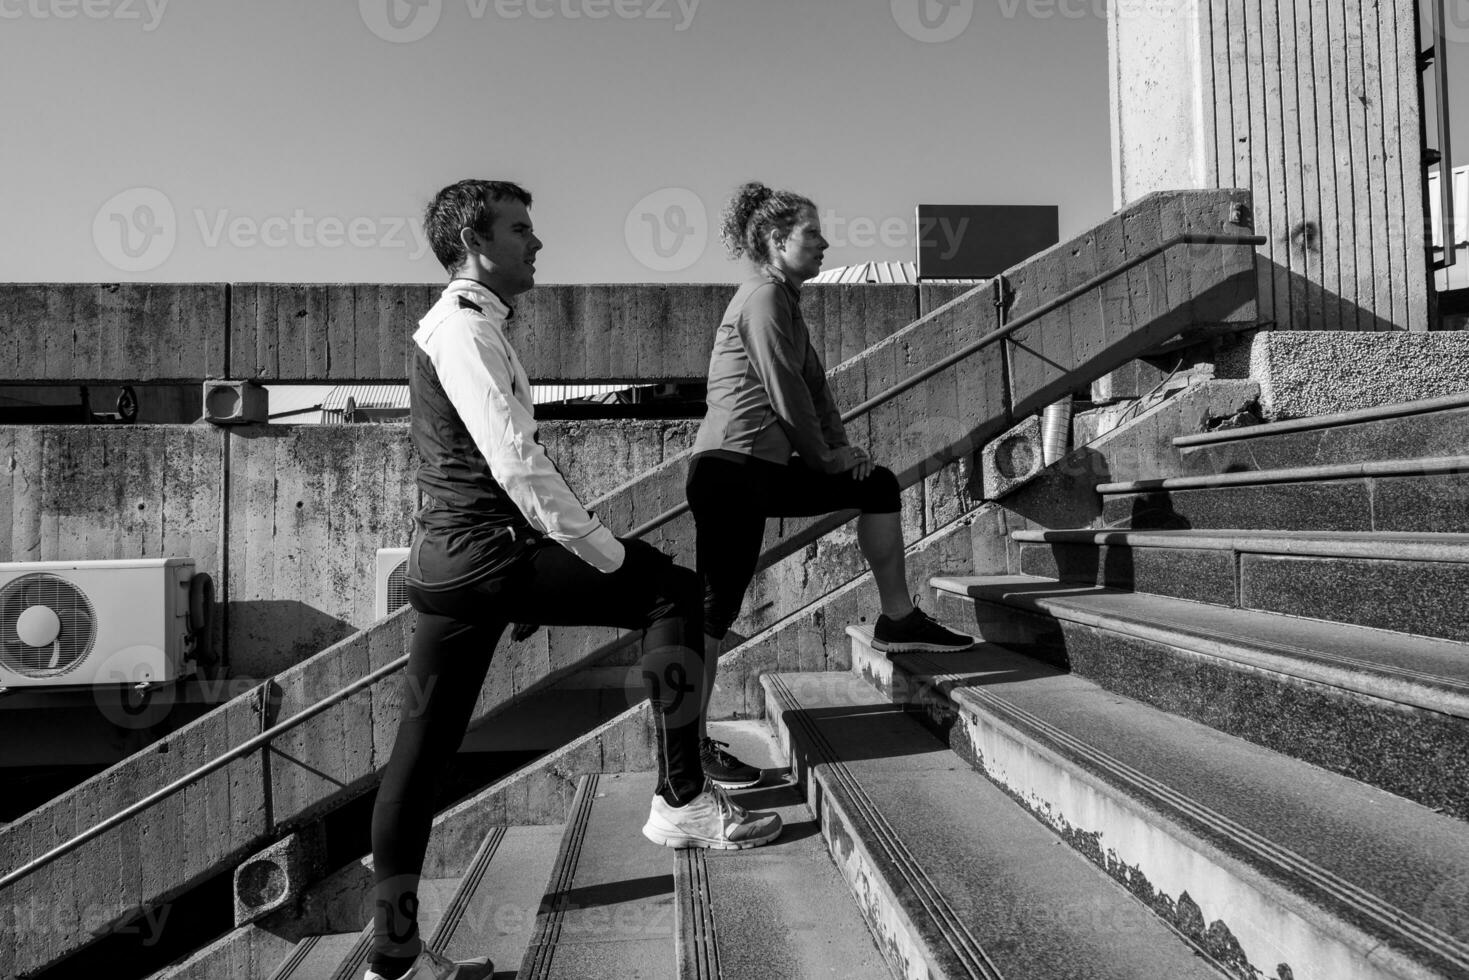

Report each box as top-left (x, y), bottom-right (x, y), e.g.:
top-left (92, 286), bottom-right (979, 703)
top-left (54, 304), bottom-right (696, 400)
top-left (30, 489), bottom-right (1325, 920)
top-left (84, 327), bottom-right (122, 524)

top-left (2, 0), bottom-right (1463, 284)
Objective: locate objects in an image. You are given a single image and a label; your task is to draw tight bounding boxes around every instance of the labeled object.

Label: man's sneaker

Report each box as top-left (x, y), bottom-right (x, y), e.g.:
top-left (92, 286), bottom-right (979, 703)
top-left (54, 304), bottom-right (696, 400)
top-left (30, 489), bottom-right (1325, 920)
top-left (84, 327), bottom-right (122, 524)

top-left (642, 779), bottom-right (782, 849)
top-left (871, 604), bottom-right (977, 653)
top-left (700, 736), bottom-right (762, 789)
top-left (364, 947), bottom-right (493, 980)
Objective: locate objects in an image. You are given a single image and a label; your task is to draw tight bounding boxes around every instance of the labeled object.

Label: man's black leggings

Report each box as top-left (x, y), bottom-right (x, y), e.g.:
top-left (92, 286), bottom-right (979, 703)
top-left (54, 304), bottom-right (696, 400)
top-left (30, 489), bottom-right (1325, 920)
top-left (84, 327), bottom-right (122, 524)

top-left (686, 452), bottom-right (902, 639)
top-left (369, 536), bottom-right (705, 970)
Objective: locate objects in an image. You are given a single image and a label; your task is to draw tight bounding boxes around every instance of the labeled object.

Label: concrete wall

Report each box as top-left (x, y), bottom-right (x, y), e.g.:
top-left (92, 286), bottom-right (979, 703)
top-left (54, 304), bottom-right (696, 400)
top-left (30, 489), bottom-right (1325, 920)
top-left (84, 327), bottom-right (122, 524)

top-left (1111, 0), bottom-right (1431, 331)
top-left (2, 282), bottom-right (923, 385)
top-left (0, 420), bottom-right (697, 677)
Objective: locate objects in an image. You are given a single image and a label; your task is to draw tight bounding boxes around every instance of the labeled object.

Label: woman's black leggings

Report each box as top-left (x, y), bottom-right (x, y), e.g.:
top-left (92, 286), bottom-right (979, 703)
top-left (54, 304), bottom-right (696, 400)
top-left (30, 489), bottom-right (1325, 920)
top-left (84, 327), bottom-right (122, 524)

top-left (369, 536), bottom-right (705, 970)
top-left (686, 452), bottom-right (902, 639)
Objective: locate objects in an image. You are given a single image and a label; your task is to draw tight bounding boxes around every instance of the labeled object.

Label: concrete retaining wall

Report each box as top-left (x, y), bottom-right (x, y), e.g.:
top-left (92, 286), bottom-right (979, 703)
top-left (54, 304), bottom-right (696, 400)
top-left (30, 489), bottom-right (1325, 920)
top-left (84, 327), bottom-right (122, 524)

top-left (0, 419), bottom-right (698, 677)
top-left (2, 282), bottom-right (922, 384)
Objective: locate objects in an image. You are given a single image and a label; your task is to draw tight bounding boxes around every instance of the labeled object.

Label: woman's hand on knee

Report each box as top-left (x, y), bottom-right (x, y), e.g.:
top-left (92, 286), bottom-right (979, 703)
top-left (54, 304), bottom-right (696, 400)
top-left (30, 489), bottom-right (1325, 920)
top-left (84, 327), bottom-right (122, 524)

top-left (836, 445), bottom-right (874, 480)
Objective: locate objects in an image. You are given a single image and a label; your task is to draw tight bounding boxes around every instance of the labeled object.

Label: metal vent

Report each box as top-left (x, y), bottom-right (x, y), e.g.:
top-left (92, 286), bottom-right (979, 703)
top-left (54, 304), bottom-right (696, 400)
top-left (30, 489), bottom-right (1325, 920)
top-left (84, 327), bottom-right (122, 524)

top-left (386, 560), bottom-right (409, 614)
top-left (0, 574), bottom-right (98, 678)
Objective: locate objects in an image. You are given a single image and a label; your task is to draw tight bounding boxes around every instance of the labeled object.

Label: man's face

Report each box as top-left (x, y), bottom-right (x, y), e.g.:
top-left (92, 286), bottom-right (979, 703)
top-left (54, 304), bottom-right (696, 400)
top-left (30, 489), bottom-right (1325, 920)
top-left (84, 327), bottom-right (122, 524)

top-left (471, 199), bottom-right (542, 296)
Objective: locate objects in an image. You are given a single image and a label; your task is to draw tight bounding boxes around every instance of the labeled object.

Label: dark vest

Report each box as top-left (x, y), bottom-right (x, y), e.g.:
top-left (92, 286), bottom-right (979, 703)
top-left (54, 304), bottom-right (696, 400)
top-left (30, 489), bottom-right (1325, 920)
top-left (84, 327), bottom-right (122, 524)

top-left (409, 297), bottom-right (530, 531)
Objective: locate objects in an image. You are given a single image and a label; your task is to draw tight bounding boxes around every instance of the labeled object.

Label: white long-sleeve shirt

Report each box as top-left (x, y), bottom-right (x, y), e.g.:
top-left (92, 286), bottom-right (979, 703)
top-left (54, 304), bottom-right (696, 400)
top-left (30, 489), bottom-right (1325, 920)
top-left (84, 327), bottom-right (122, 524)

top-left (412, 279), bottom-right (626, 573)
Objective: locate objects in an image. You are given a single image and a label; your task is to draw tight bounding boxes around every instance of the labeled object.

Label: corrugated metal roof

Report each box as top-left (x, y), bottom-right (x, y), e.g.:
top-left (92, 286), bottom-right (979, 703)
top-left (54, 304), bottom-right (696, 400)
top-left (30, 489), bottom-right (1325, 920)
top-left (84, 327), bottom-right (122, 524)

top-left (321, 385), bottom-right (409, 412)
top-left (318, 383), bottom-right (637, 420)
top-left (807, 261), bottom-right (985, 286)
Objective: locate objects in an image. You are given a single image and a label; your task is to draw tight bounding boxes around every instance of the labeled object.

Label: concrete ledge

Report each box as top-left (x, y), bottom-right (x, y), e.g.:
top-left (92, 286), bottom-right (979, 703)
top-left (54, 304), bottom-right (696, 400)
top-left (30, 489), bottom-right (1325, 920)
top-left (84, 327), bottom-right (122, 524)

top-left (1217, 330), bottom-right (1469, 420)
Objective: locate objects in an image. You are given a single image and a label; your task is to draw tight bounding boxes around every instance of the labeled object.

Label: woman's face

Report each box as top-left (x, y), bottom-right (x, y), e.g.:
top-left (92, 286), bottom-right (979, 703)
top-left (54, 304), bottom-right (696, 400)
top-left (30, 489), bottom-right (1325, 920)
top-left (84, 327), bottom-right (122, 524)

top-left (769, 209), bottom-right (828, 282)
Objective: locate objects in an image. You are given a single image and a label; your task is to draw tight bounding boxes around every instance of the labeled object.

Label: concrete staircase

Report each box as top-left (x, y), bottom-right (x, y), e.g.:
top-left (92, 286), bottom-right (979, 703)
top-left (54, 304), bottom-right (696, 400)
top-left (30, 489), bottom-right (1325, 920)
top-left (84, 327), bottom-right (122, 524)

top-left (0, 188), bottom-right (1260, 979)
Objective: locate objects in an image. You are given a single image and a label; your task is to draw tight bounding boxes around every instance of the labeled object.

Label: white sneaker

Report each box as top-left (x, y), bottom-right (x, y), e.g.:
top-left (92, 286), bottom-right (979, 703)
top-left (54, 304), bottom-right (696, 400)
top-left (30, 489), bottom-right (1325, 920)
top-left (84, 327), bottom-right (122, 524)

top-left (642, 779), bottom-right (782, 849)
top-left (364, 946), bottom-right (493, 980)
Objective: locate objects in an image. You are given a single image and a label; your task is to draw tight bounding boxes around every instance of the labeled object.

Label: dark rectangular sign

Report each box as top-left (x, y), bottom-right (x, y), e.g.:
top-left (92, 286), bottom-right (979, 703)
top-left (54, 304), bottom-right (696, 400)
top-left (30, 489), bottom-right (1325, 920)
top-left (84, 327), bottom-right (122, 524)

top-left (915, 204), bottom-right (1060, 279)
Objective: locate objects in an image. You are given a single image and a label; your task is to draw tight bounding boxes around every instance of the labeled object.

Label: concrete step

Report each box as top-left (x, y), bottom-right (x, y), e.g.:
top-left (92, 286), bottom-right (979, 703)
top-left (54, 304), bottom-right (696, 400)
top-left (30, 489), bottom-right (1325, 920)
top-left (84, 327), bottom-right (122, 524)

top-left (760, 668), bottom-right (1229, 980)
top-left (318, 823), bottom-right (563, 980)
top-left (672, 722), bottom-right (889, 980)
top-left (843, 626), bottom-right (1469, 980)
top-left (326, 876), bottom-right (464, 980)
top-left (1011, 528), bottom-right (1469, 642)
top-left (265, 933), bottom-right (358, 980)
top-left (930, 573), bottom-right (1469, 819)
top-left (516, 772), bottom-right (676, 979)
top-left (1171, 389), bottom-right (1469, 463)
top-left (1097, 456), bottom-right (1469, 533)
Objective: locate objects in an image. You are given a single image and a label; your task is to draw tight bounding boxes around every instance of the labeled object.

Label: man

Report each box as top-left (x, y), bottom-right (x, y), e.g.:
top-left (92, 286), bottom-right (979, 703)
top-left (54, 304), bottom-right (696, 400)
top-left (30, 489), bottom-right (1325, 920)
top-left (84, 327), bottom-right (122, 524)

top-left (366, 180), bottom-right (781, 980)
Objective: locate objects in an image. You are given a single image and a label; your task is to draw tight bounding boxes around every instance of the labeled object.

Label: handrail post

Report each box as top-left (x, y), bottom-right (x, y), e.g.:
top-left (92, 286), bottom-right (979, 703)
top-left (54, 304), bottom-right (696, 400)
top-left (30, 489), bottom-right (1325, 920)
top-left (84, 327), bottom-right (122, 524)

top-left (992, 275), bottom-right (1014, 427)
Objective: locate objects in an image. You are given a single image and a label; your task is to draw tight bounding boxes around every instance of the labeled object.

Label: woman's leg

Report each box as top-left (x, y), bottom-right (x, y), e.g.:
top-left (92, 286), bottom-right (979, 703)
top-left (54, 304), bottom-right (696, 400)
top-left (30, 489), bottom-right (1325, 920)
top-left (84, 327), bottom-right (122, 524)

top-left (857, 511), bottom-right (916, 619)
top-left (686, 456), bottom-right (767, 740)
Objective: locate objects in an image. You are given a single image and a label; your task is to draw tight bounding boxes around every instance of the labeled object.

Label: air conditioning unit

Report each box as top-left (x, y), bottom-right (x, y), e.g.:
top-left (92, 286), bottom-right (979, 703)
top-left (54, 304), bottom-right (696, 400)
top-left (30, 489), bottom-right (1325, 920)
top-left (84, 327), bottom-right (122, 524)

top-left (375, 548), bottom-right (411, 620)
top-left (0, 558), bottom-right (198, 689)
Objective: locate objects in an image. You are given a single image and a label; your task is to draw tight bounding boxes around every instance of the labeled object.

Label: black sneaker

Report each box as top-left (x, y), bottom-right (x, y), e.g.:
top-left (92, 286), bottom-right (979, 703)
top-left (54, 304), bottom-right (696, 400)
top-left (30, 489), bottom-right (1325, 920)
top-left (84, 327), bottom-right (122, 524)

top-left (700, 737), bottom-right (762, 789)
top-left (871, 605), bottom-right (977, 653)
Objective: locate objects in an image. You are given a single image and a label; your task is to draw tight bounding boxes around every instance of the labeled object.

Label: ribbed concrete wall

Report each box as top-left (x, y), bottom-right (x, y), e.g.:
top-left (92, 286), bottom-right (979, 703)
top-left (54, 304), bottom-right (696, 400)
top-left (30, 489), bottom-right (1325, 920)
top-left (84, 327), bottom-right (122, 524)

top-left (1111, 0), bottom-right (1430, 331)
top-left (0, 282), bottom-right (922, 384)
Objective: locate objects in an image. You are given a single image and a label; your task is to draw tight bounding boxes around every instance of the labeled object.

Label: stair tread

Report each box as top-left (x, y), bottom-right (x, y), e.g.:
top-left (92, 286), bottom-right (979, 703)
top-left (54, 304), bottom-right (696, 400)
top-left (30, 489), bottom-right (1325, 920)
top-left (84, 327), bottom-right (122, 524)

top-left (266, 933), bottom-right (361, 980)
top-left (689, 779), bottom-right (890, 980)
top-left (766, 669), bottom-right (1229, 979)
top-left (935, 574), bottom-right (1469, 714)
top-left (433, 824), bottom-right (565, 972)
top-left (1172, 389), bottom-right (1469, 448)
top-left (1010, 526), bottom-right (1469, 562)
top-left (1095, 453), bottom-right (1469, 494)
top-left (518, 773), bottom-right (676, 980)
top-left (842, 624), bottom-right (1469, 954)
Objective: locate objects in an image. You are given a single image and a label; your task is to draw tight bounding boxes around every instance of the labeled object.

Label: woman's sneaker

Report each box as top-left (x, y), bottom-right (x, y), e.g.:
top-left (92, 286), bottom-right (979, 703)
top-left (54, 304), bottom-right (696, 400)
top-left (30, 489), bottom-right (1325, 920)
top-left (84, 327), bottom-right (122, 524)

top-left (871, 605), bottom-right (977, 653)
top-left (700, 737), bottom-right (762, 789)
top-left (642, 779), bottom-right (782, 849)
top-left (364, 946), bottom-right (493, 980)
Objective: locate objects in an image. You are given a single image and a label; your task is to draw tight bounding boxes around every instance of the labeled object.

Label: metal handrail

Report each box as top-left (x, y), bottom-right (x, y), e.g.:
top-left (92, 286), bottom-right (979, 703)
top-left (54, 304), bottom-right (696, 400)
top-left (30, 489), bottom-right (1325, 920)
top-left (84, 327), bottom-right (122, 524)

top-left (0, 229), bottom-right (1263, 892)
top-left (1429, 0), bottom-right (1457, 268)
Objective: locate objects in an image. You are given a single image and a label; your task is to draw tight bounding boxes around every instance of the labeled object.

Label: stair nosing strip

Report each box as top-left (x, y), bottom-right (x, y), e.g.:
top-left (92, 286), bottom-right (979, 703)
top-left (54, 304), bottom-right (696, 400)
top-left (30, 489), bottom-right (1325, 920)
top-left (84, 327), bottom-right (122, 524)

top-left (676, 846), bottom-right (721, 980)
top-left (267, 934), bottom-right (319, 980)
top-left (1095, 454), bottom-right (1469, 495)
top-left (767, 673), bottom-right (1005, 980)
top-left (1172, 391), bottom-right (1469, 448)
top-left (898, 650), bottom-right (1469, 971)
top-left (330, 925), bottom-right (373, 980)
top-left (1010, 528), bottom-right (1469, 563)
top-left (428, 824), bottom-right (508, 953)
top-left (956, 584), bottom-right (1469, 709)
top-left (521, 772), bottom-right (599, 980)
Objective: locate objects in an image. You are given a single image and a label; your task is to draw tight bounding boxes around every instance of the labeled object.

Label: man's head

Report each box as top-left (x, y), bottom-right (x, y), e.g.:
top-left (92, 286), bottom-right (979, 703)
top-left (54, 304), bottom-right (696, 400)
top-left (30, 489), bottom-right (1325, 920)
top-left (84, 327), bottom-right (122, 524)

top-left (424, 179), bottom-right (541, 297)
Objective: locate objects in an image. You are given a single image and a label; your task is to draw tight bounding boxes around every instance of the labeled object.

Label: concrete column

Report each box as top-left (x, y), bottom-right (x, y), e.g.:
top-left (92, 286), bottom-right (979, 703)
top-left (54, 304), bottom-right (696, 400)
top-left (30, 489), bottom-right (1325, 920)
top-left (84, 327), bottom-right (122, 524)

top-left (1111, 0), bottom-right (1433, 332)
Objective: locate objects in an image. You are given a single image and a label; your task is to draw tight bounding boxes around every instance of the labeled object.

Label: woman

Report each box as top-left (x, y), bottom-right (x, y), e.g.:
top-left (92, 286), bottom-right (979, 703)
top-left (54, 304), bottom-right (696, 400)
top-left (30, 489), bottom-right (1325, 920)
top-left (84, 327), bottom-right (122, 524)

top-left (686, 181), bottom-right (976, 788)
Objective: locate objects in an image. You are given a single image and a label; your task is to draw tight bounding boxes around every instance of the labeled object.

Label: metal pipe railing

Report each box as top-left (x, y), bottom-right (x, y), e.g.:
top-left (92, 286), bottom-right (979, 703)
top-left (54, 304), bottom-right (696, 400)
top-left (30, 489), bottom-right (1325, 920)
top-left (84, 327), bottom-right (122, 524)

top-left (0, 229), bottom-right (1263, 892)
top-left (1428, 0), bottom-right (1457, 268)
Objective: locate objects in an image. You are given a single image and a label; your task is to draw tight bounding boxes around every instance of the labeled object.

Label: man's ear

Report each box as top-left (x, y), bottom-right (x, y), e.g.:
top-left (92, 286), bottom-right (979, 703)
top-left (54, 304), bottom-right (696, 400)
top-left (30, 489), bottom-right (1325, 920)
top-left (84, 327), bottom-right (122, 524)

top-left (459, 225), bottom-right (485, 257)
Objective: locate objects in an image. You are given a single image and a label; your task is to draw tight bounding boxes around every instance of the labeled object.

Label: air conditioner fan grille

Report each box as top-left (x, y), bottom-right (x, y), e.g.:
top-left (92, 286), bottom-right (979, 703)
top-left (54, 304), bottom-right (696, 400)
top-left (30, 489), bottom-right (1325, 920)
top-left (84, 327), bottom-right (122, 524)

top-left (386, 560), bottom-right (409, 614)
top-left (0, 573), bottom-right (98, 678)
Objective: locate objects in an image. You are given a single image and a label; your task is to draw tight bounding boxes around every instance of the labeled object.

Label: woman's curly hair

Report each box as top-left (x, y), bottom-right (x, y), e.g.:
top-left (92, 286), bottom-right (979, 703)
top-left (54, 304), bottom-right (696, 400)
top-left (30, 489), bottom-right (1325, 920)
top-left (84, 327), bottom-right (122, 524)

top-left (719, 181), bottom-right (816, 265)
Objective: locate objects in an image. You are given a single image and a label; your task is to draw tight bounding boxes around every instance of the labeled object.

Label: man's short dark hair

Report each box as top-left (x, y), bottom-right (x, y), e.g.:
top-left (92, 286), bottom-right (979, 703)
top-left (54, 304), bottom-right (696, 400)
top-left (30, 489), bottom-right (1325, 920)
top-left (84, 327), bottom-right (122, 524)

top-left (423, 179), bottom-right (533, 273)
